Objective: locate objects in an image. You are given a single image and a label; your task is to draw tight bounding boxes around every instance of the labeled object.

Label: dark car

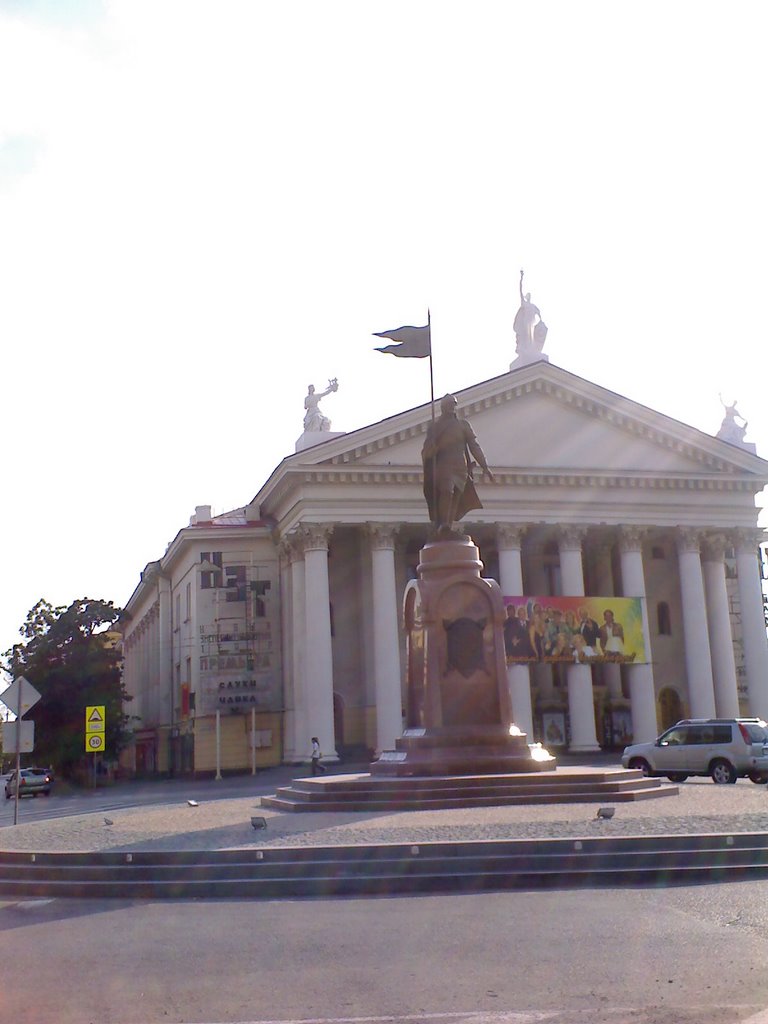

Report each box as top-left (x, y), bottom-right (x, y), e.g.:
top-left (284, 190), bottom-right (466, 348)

top-left (4, 768), bottom-right (53, 798)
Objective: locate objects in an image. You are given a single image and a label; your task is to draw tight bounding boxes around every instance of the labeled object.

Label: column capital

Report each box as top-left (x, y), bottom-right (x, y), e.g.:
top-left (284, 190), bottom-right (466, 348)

top-left (701, 532), bottom-right (729, 562)
top-left (732, 527), bottom-right (766, 555)
top-left (299, 523), bottom-right (334, 552)
top-left (496, 523), bottom-right (527, 550)
top-left (676, 527), bottom-right (703, 555)
top-left (558, 525), bottom-right (587, 552)
top-left (617, 525), bottom-right (647, 555)
top-left (279, 535), bottom-right (299, 563)
top-left (366, 522), bottom-right (399, 551)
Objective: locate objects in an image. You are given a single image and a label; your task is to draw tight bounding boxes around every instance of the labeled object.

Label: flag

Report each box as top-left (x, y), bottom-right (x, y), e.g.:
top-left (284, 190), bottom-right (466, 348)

top-left (373, 323), bottom-right (431, 358)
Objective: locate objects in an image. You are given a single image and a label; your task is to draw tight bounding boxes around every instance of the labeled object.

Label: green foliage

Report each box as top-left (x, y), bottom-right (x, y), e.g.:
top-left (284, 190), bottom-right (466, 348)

top-left (2, 598), bottom-right (132, 776)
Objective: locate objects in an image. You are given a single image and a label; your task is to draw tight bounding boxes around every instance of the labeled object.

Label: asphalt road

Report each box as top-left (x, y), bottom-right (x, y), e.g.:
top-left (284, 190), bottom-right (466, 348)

top-left (0, 766), bottom-right (331, 827)
top-left (2, 880), bottom-right (768, 1024)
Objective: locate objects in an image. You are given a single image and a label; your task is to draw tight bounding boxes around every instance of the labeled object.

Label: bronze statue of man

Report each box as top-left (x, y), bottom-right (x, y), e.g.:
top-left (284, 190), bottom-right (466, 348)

top-left (422, 394), bottom-right (494, 535)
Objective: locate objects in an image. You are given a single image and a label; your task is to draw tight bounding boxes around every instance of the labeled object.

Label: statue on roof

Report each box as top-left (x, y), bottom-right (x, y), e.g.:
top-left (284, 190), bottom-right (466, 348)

top-left (303, 378), bottom-right (338, 432)
top-left (513, 269), bottom-right (548, 360)
top-left (717, 395), bottom-right (748, 446)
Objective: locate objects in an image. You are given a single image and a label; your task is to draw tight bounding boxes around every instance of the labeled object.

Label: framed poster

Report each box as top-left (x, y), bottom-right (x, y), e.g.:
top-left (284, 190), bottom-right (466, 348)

top-left (541, 711), bottom-right (567, 747)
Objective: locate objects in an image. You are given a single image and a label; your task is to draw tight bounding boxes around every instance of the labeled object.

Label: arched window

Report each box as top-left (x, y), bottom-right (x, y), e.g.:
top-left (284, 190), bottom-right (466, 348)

top-left (657, 601), bottom-right (671, 635)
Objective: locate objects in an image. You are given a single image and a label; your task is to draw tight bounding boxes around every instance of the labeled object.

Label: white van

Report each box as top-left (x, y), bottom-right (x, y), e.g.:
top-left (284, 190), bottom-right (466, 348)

top-left (621, 718), bottom-right (768, 784)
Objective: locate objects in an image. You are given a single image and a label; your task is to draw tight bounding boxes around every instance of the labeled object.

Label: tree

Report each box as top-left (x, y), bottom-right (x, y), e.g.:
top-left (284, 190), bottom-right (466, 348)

top-left (2, 598), bottom-right (132, 776)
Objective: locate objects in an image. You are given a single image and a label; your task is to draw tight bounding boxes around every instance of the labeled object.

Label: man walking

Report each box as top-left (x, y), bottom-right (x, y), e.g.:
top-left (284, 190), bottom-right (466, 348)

top-left (310, 736), bottom-right (326, 776)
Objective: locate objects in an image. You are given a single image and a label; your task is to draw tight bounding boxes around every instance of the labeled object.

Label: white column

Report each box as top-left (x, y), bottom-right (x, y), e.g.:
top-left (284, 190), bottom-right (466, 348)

top-left (701, 534), bottom-right (740, 718)
top-left (301, 523), bottom-right (338, 762)
top-left (592, 540), bottom-right (622, 701)
top-left (368, 524), bottom-right (403, 754)
top-left (618, 527), bottom-right (659, 743)
top-left (286, 537), bottom-right (309, 762)
top-left (558, 526), bottom-right (600, 752)
top-left (497, 524), bottom-right (533, 737)
top-left (157, 575), bottom-right (173, 727)
top-left (527, 541), bottom-right (555, 700)
top-left (676, 528), bottom-right (716, 718)
top-left (735, 529), bottom-right (768, 718)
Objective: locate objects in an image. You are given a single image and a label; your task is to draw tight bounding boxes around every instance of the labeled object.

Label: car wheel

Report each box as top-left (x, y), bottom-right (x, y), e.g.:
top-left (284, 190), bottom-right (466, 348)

top-left (32, 792), bottom-right (38, 798)
top-left (667, 773), bottom-right (688, 782)
top-left (628, 757), bottom-right (652, 776)
top-left (710, 759), bottom-right (737, 784)
top-left (748, 772), bottom-right (768, 784)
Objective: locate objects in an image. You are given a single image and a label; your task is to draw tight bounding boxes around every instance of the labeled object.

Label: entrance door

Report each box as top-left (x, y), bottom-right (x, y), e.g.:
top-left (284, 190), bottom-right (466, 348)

top-left (659, 687), bottom-right (683, 731)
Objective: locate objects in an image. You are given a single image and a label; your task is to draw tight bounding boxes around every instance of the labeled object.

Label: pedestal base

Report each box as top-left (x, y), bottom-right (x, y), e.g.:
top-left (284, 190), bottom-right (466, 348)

top-left (370, 726), bottom-right (556, 777)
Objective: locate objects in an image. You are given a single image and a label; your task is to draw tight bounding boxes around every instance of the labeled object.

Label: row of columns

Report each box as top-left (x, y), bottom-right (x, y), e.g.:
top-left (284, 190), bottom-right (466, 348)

top-left (282, 522), bottom-right (768, 760)
top-left (283, 523), bottom-right (403, 762)
top-left (678, 528), bottom-right (768, 720)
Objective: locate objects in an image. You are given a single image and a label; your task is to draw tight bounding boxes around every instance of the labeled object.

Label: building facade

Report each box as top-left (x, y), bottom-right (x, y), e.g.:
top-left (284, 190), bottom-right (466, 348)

top-left (119, 360), bottom-right (768, 774)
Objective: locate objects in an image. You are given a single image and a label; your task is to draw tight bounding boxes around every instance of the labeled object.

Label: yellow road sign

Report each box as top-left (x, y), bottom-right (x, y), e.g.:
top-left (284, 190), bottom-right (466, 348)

top-left (85, 706), bottom-right (106, 733)
top-left (86, 732), bottom-right (105, 752)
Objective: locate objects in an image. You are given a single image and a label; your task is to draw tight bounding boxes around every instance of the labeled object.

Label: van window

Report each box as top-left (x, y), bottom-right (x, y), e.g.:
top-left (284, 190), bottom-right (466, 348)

top-left (660, 727), bottom-right (688, 745)
top-left (684, 725), bottom-right (731, 744)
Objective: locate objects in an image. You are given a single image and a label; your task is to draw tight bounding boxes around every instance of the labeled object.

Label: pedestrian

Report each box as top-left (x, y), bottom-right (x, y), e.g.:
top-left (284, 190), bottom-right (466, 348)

top-left (311, 736), bottom-right (326, 775)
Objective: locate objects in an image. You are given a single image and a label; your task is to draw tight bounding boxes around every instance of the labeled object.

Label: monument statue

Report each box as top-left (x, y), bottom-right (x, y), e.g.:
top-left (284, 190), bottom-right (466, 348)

top-left (513, 269), bottom-right (547, 356)
top-left (303, 378), bottom-right (338, 432)
top-left (421, 394), bottom-right (494, 535)
top-left (717, 395), bottom-right (748, 445)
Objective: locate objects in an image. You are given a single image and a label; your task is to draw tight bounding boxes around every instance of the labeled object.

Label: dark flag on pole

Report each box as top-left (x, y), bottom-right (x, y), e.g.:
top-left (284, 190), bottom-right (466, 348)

top-left (373, 323), bottom-right (431, 358)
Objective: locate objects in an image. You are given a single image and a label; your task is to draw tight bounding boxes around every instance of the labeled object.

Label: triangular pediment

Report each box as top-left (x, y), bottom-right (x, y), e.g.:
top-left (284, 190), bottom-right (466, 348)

top-left (279, 362), bottom-right (768, 479)
top-left (253, 362), bottom-right (768, 529)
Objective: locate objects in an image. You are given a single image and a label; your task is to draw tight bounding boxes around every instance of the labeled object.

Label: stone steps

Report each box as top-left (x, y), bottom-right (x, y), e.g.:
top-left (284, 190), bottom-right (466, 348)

top-left (1, 832), bottom-right (767, 900)
top-left (260, 768), bottom-right (677, 812)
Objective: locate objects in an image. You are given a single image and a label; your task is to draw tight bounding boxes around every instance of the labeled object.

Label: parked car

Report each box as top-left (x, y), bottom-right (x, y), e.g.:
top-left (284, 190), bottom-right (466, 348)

top-left (622, 718), bottom-right (768, 784)
top-left (4, 768), bottom-right (53, 799)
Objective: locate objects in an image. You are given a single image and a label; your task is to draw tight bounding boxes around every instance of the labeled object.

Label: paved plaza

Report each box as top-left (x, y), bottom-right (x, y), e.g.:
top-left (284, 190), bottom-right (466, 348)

top-left (2, 770), bottom-right (768, 855)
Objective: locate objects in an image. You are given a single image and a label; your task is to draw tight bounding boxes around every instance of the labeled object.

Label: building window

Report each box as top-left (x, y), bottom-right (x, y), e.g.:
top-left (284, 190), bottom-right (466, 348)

top-left (657, 601), bottom-right (671, 635)
top-left (200, 551), bottom-right (223, 589)
top-left (251, 579), bottom-right (271, 617)
top-left (225, 565), bottom-right (247, 602)
top-left (185, 582), bottom-right (191, 621)
top-left (174, 594), bottom-right (181, 631)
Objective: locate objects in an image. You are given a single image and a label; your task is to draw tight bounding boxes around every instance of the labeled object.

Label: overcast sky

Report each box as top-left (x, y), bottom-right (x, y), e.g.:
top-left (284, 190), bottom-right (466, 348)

top-left (1, 0), bottom-right (766, 668)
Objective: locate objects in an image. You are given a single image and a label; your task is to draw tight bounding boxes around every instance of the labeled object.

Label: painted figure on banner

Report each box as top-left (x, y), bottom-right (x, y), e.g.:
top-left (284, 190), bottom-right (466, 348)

top-left (513, 269), bottom-right (548, 356)
top-left (572, 632), bottom-right (597, 663)
top-left (599, 609), bottom-right (625, 658)
top-left (503, 605), bottom-right (537, 661)
top-left (576, 605), bottom-right (601, 647)
top-left (303, 378), bottom-right (339, 432)
top-left (421, 394), bottom-right (494, 536)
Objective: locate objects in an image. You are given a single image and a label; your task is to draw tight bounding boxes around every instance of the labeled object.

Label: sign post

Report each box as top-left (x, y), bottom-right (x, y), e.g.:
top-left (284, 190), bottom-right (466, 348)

top-left (85, 706), bottom-right (106, 787)
top-left (0, 677), bottom-right (42, 826)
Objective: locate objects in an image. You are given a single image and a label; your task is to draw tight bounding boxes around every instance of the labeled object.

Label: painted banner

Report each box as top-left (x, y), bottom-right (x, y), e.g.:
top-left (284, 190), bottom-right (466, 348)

top-left (502, 596), bottom-right (647, 665)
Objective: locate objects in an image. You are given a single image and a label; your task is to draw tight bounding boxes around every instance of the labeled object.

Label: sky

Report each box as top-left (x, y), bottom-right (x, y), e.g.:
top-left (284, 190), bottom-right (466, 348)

top-left (1, 0), bottom-right (767, 669)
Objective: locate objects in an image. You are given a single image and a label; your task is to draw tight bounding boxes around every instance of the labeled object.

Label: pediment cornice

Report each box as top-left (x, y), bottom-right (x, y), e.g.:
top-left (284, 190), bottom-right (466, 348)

top-left (253, 362), bottom-right (768, 510)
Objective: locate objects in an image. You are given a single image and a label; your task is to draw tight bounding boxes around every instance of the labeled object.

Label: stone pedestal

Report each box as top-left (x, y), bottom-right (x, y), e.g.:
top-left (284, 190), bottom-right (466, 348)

top-left (371, 536), bottom-right (555, 777)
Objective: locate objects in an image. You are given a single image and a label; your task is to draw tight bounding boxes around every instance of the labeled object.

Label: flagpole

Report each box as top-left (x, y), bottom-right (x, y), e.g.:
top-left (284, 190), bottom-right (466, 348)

top-left (427, 308), bottom-right (435, 416)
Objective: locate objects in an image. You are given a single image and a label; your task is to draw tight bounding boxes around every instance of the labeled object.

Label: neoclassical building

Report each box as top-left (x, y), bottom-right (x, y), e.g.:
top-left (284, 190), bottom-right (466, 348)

top-left (119, 357), bottom-right (768, 775)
